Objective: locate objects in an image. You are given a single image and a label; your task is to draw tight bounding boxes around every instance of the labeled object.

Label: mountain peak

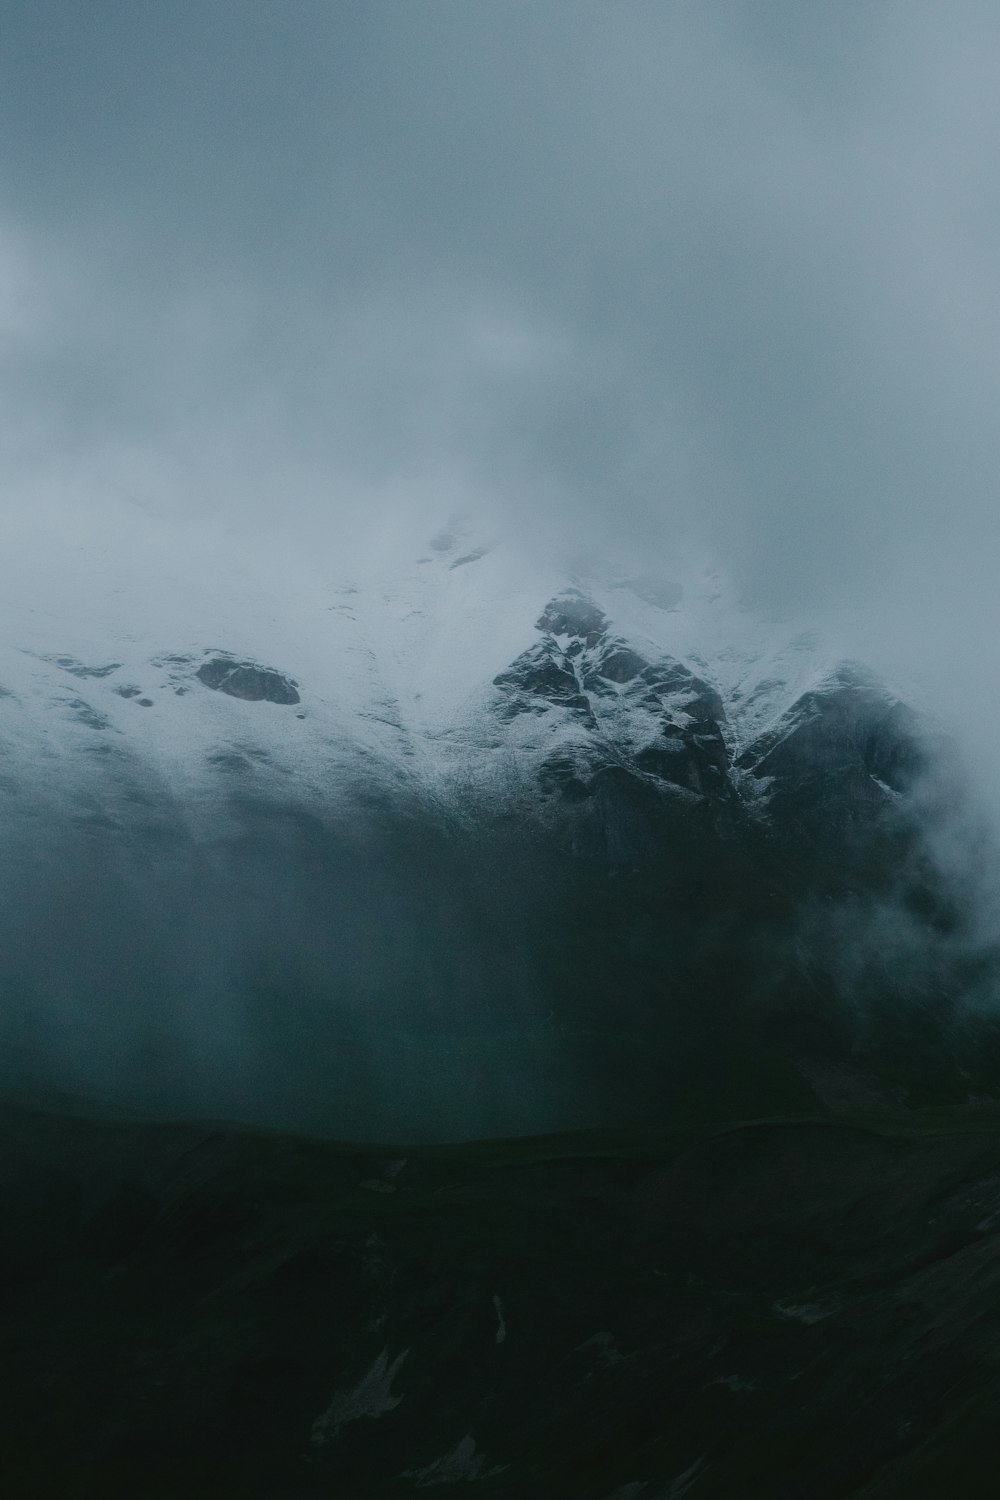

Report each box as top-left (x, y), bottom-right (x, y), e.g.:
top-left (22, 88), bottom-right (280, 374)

top-left (535, 592), bottom-right (609, 643)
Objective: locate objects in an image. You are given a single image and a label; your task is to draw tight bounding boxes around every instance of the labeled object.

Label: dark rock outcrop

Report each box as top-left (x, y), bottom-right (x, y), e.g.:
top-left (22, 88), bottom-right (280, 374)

top-left (535, 593), bottom-right (608, 643)
top-left (197, 657), bottom-right (301, 706)
top-left (737, 665), bottom-right (930, 848)
top-left (65, 698), bottom-right (111, 731)
top-left (46, 656), bottom-right (122, 679)
top-left (489, 595), bottom-right (946, 889)
top-left (494, 593), bottom-right (739, 844)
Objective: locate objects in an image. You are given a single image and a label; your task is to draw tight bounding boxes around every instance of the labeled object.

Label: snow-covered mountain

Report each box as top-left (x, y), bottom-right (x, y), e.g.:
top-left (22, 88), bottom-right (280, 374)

top-left (0, 507), bottom-right (929, 853)
top-left (0, 505), bottom-right (985, 1140)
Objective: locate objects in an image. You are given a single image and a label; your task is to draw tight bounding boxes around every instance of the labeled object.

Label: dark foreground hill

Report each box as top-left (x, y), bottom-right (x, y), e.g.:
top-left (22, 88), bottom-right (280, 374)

top-left (6, 1101), bottom-right (1000, 1498)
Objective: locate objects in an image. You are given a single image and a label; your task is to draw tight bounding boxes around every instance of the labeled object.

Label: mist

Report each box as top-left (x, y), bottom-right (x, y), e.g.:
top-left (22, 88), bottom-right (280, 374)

top-left (5, 2), bottom-right (1000, 1133)
top-left (3, 3), bottom-right (1000, 606)
top-left (12, 13), bottom-right (1000, 1489)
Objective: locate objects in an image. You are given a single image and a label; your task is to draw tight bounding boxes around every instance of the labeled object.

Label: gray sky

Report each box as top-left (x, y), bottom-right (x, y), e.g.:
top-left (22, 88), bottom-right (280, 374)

top-left (3, 2), bottom-right (1000, 681)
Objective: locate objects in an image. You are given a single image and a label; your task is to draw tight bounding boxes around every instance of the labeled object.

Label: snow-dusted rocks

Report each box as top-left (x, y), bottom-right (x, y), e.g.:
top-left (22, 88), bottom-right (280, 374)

top-left (489, 590), bottom-right (737, 844)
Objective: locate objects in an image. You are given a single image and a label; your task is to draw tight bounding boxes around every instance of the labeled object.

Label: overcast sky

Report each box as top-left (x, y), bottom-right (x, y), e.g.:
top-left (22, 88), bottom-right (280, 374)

top-left (3, 2), bottom-right (1000, 718)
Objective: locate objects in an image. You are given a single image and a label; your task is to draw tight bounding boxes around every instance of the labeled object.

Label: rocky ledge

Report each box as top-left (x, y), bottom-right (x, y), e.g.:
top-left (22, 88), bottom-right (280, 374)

top-left (196, 655), bottom-right (301, 705)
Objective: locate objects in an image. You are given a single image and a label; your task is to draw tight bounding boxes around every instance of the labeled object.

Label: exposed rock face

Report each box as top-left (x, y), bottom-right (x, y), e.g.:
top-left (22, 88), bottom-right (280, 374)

top-left (494, 644), bottom-right (595, 724)
top-left (45, 656), bottom-right (122, 679)
top-left (196, 657), bottom-right (301, 706)
top-left (535, 592), bottom-right (609, 642)
top-left (736, 665), bottom-right (930, 849)
top-left (489, 595), bottom-right (746, 860)
top-left (489, 593), bottom-right (933, 867)
top-left (65, 698), bottom-right (111, 731)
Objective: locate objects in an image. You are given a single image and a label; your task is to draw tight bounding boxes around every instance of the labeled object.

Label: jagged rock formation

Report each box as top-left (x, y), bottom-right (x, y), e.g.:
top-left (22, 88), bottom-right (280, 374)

top-left (735, 664), bottom-right (930, 844)
top-left (487, 590), bottom-right (928, 871)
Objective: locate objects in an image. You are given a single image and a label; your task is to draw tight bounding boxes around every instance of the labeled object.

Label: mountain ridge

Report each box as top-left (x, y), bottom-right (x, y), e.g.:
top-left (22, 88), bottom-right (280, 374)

top-left (0, 508), bottom-right (990, 1141)
top-left (0, 512), bottom-right (932, 841)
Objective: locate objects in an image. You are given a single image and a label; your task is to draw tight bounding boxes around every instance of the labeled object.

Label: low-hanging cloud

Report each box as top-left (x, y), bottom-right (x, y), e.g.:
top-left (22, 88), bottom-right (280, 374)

top-left (4, 1), bottom-right (1000, 778)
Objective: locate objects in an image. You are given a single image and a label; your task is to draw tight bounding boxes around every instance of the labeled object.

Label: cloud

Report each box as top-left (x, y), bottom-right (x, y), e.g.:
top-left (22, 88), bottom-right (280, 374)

top-left (3, 1), bottom-right (1000, 735)
top-left (10, 2), bottom-right (1000, 1127)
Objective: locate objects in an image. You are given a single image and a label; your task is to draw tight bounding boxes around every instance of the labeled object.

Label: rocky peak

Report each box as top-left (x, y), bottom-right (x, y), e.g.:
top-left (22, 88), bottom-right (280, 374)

top-left (535, 592), bottom-right (608, 645)
top-left (482, 583), bottom-right (944, 871)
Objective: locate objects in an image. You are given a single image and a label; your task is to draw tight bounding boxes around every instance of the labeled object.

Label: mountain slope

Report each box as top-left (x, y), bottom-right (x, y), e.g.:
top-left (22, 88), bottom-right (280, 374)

top-left (0, 507), bottom-right (992, 1139)
top-left (7, 1103), bottom-right (1000, 1498)
top-left (0, 510), bottom-right (927, 833)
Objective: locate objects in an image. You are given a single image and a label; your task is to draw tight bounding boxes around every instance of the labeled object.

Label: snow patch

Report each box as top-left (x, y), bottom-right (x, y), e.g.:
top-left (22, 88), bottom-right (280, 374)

top-left (871, 775), bottom-right (902, 800)
top-left (665, 1456), bottom-right (708, 1497)
top-left (492, 1294), bottom-right (506, 1345)
top-left (706, 1373), bottom-right (757, 1393)
top-left (309, 1347), bottom-right (409, 1448)
top-left (402, 1433), bottom-right (507, 1487)
top-left (772, 1297), bottom-right (841, 1325)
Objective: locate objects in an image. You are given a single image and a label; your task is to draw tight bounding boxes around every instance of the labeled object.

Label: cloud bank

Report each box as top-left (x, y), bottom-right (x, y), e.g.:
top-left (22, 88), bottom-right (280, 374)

top-left (3, 1), bottom-right (1000, 772)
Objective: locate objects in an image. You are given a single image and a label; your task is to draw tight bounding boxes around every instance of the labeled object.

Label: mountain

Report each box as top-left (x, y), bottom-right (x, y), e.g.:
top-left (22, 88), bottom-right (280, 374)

top-left (0, 508), bottom-right (995, 1138)
top-left (0, 511), bottom-right (926, 829)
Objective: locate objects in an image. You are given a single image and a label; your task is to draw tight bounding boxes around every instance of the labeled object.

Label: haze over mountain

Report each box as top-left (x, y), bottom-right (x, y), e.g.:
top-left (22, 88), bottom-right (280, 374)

top-left (10, 7), bottom-right (1000, 1495)
top-left (5, 0), bottom-right (1000, 824)
top-left (0, 499), bottom-right (993, 1140)
top-left (2, 0), bottom-right (1000, 1146)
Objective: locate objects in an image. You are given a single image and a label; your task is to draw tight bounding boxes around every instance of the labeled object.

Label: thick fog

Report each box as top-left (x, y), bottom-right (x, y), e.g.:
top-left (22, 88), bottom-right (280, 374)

top-left (4, 2), bottom-right (1000, 1134)
top-left (3, 3), bottom-right (1000, 630)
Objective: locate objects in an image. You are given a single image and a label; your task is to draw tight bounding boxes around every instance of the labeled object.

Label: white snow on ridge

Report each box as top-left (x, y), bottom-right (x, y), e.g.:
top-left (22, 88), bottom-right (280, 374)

top-left (0, 503), bottom-right (872, 820)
